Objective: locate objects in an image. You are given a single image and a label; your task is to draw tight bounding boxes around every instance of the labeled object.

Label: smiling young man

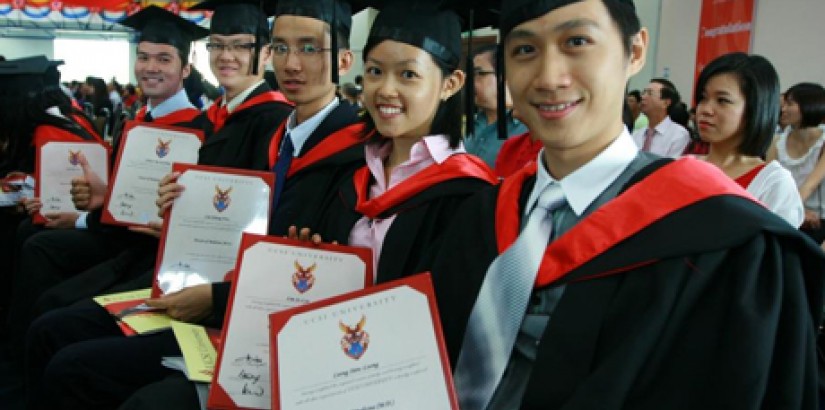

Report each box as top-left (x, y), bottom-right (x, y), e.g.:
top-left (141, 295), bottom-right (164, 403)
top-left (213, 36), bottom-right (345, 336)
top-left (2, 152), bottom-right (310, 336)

top-left (430, 1), bottom-right (825, 409)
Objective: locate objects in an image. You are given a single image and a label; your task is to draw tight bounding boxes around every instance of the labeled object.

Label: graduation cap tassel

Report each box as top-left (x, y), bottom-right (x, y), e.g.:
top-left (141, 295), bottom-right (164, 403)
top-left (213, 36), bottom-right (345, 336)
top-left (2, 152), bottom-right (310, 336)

top-left (252, 0), bottom-right (263, 76)
top-left (496, 43), bottom-right (507, 141)
top-left (464, 8), bottom-right (475, 138)
top-left (331, 1), bottom-right (339, 84)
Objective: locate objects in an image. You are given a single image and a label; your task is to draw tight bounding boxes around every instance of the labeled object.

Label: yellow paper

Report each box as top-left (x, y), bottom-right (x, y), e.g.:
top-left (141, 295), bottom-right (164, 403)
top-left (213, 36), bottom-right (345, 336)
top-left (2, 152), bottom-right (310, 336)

top-left (121, 312), bottom-right (174, 334)
top-left (171, 321), bottom-right (218, 383)
top-left (93, 288), bottom-right (152, 306)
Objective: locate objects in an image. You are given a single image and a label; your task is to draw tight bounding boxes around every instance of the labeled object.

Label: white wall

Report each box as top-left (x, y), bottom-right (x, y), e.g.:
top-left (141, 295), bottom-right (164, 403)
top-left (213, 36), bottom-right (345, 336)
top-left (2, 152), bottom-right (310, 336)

top-left (655, 0), bottom-right (825, 103)
top-left (629, 0), bottom-right (664, 93)
top-left (750, 0), bottom-right (825, 92)
top-left (341, 8), bottom-right (377, 85)
top-left (0, 36), bottom-right (54, 60)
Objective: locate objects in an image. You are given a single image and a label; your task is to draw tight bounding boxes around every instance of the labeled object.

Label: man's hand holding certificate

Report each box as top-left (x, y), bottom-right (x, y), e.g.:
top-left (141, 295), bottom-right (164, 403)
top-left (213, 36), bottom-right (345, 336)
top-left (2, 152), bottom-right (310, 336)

top-left (103, 122), bottom-right (203, 227)
top-left (153, 163), bottom-right (273, 298)
top-left (35, 140), bottom-right (108, 224)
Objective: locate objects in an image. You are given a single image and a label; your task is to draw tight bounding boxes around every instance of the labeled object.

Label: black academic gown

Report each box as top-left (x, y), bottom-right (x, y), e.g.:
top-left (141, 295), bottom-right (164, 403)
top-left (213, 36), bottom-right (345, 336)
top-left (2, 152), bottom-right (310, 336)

top-left (432, 158), bottom-right (825, 410)
top-left (319, 164), bottom-right (497, 284)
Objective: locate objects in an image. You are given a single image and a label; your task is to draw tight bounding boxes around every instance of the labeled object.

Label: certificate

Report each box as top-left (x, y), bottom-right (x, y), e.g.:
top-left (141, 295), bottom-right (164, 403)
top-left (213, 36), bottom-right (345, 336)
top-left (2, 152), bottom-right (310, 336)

top-left (208, 234), bottom-right (373, 410)
top-left (103, 121), bottom-right (203, 227)
top-left (269, 273), bottom-right (458, 410)
top-left (152, 164), bottom-right (273, 298)
top-left (34, 140), bottom-right (108, 224)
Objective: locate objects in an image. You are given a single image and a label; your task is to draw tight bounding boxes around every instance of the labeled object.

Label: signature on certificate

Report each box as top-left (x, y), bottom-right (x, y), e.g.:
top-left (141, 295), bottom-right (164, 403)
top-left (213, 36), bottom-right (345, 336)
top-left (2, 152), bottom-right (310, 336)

top-left (233, 354), bottom-right (264, 367)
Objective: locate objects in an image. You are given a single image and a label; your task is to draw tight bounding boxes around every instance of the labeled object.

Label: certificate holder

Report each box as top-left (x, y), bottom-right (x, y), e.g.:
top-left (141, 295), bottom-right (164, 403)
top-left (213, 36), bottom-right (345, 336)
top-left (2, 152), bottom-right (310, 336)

top-left (152, 163), bottom-right (274, 298)
top-left (34, 139), bottom-right (109, 224)
top-left (208, 234), bottom-right (373, 410)
top-left (103, 121), bottom-right (204, 227)
top-left (269, 273), bottom-right (458, 410)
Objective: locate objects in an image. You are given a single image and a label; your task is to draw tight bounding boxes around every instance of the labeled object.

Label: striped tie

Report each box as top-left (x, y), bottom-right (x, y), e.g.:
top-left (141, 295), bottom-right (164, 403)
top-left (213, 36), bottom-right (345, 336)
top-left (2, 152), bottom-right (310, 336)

top-left (453, 182), bottom-right (566, 410)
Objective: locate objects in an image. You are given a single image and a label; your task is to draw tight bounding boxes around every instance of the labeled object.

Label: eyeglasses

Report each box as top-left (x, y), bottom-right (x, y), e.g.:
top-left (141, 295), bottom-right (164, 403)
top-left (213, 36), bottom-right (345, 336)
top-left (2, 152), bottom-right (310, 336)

top-left (474, 70), bottom-right (496, 77)
top-left (271, 43), bottom-right (331, 58)
top-left (205, 42), bottom-right (257, 54)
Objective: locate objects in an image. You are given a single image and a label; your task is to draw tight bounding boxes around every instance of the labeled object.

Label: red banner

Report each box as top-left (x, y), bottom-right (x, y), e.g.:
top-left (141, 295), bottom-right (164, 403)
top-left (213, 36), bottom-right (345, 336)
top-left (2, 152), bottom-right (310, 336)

top-left (695, 0), bottom-right (756, 82)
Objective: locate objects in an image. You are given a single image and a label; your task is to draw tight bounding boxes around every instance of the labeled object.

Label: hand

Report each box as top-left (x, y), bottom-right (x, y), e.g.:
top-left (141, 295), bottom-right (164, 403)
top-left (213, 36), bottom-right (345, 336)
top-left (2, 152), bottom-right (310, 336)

top-left (70, 152), bottom-right (107, 211)
top-left (804, 210), bottom-right (821, 229)
top-left (156, 172), bottom-right (183, 218)
top-left (144, 284), bottom-right (213, 323)
top-left (286, 225), bottom-right (327, 245)
top-left (128, 220), bottom-right (163, 238)
top-left (43, 212), bottom-right (79, 229)
top-left (19, 197), bottom-right (42, 216)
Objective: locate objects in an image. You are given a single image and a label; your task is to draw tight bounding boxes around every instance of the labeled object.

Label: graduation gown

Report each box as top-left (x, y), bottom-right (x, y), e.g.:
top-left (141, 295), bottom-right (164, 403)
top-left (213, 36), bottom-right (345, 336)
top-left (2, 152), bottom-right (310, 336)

top-left (432, 157), bottom-right (825, 410)
top-left (318, 152), bottom-right (498, 284)
top-left (199, 83), bottom-right (292, 170)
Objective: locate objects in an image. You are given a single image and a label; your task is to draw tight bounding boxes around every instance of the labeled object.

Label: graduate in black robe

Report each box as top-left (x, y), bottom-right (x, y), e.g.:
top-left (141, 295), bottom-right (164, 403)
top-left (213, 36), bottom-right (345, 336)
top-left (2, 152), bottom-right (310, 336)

top-left (429, 1), bottom-right (825, 409)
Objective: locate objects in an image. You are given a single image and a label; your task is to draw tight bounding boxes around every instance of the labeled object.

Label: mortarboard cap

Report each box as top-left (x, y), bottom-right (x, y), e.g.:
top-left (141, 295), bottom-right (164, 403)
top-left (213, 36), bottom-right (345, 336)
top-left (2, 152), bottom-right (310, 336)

top-left (191, 0), bottom-right (272, 75)
top-left (190, 0), bottom-right (270, 43)
top-left (119, 5), bottom-right (209, 62)
top-left (365, 0), bottom-right (462, 69)
top-left (267, 0), bottom-right (366, 84)
top-left (500, 0), bottom-right (636, 39)
top-left (0, 55), bottom-right (63, 96)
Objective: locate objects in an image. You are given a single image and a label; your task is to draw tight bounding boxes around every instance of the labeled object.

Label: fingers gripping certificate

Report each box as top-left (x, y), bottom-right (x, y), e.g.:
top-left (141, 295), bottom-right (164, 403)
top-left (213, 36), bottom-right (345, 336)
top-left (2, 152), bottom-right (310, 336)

top-left (35, 140), bottom-right (108, 223)
top-left (104, 122), bottom-right (203, 226)
top-left (153, 164), bottom-right (273, 297)
top-left (269, 273), bottom-right (458, 410)
top-left (208, 234), bottom-right (373, 410)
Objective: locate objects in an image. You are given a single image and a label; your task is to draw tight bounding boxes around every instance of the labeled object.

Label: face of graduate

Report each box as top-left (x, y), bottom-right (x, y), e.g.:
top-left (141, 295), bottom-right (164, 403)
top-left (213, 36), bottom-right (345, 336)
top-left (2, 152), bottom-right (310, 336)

top-left (504, 0), bottom-right (646, 167)
top-left (271, 15), bottom-right (352, 121)
top-left (695, 73), bottom-right (747, 148)
top-left (363, 40), bottom-right (463, 140)
top-left (780, 97), bottom-right (802, 129)
top-left (134, 42), bottom-right (189, 106)
top-left (208, 33), bottom-right (270, 99)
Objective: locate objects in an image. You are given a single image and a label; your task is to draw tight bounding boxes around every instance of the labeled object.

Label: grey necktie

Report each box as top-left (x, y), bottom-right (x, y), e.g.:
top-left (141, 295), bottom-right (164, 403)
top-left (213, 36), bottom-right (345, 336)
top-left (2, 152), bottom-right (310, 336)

top-left (453, 182), bottom-right (566, 410)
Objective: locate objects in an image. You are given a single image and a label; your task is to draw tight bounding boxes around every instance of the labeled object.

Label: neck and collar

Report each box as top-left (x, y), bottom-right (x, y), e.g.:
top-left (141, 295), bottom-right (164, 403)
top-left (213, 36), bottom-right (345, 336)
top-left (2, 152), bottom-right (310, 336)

top-left (146, 88), bottom-right (194, 118)
top-left (530, 127), bottom-right (638, 217)
top-left (147, 84), bottom-right (184, 108)
top-left (294, 88), bottom-right (339, 126)
top-left (646, 110), bottom-right (667, 129)
top-left (221, 79), bottom-right (264, 113)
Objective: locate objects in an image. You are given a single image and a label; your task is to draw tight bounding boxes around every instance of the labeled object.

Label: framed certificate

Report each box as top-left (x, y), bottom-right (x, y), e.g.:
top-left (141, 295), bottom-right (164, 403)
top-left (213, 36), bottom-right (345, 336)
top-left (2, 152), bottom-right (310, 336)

top-left (207, 234), bottom-right (373, 410)
top-left (34, 139), bottom-right (108, 224)
top-left (103, 121), bottom-right (204, 227)
top-left (152, 164), bottom-right (274, 298)
top-left (269, 273), bottom-right (458, 410)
